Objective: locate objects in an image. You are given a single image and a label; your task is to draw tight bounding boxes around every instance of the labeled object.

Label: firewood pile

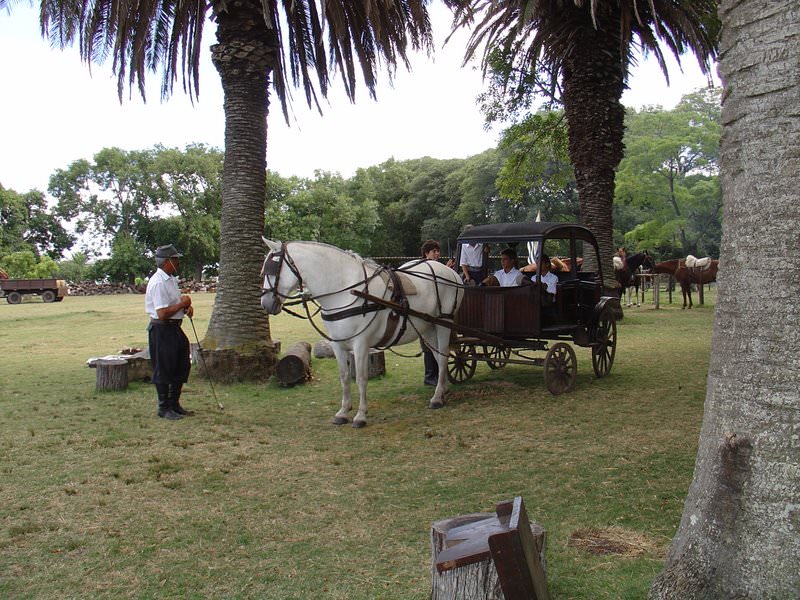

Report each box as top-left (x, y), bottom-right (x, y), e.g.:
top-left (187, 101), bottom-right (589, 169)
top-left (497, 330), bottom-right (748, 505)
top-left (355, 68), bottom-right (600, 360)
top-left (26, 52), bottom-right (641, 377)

top-left (67, 279), bottom-right (217, 296)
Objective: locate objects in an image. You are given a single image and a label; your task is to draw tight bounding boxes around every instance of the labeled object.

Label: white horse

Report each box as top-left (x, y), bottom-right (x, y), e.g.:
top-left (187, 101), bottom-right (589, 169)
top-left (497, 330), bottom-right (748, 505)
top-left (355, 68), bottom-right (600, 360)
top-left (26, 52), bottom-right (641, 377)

top-left (260, 239), bottom-right (464, 428)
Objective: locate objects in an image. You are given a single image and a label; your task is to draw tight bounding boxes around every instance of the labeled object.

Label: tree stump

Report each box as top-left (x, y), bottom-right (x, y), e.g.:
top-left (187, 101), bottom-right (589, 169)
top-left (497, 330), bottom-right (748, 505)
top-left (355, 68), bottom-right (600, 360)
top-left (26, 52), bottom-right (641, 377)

top-left (432, 513), bottom-right (504, 600)
top-left (347, 350), bottom-right (386, 379)
top-left (431, 497), bottom-right (548, 600)
top-left (95, 359), bottom-right (129, 391)
top-left (275, 341), bottom-right (312, 386)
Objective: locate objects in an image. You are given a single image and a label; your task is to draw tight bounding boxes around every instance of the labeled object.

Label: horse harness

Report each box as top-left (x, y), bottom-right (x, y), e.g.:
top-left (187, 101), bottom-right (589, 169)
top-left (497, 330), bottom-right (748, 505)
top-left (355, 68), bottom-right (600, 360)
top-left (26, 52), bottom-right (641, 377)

top-left (261, 244), bottom-right (455, 348)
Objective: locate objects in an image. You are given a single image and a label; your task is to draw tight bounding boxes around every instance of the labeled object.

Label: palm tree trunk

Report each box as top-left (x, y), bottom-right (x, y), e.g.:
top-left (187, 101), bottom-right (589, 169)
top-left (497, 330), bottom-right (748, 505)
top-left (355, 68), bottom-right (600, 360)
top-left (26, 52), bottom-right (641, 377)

top-left (202, 1), bottom-right (278, 381)
top-left (650, 1), bottom-right (800, 596)
top-left (560, 8), bottom-right (625, 296)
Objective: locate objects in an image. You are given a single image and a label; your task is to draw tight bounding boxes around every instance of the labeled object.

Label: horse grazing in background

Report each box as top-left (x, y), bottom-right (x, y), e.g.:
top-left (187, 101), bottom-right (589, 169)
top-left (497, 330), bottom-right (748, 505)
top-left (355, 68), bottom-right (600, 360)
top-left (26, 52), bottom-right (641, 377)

top-left (614, 250), bottom-right (654, 307)
top-left (260, 239), bottom-right (464, 428)
top-left (654, 257), bottom-right (719, 309)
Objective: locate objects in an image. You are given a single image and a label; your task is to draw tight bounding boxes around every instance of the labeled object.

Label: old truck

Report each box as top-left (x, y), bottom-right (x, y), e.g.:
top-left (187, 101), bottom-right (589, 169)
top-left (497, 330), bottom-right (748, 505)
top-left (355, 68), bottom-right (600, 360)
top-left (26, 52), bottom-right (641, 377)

top-left (0, 278), bottom-right (68, 304)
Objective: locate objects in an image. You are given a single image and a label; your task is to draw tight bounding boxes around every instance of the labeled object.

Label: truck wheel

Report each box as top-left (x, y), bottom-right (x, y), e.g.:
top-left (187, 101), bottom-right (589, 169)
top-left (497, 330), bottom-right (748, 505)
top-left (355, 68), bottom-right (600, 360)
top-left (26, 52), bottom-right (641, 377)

top-left (41, 290), bottom-right (56, 303)
top-left (6, 292), bottom-right (22, 305)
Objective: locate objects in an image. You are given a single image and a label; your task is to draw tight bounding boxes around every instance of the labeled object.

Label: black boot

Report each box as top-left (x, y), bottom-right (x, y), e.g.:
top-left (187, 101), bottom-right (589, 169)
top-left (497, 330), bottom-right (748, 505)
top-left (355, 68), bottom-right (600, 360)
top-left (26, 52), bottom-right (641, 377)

top-left (423, 348), bottom-right (439, 386)
top-left (171, 383), bottom-right (193, 416)
top-left (156, 384), bottom-right (183, 420)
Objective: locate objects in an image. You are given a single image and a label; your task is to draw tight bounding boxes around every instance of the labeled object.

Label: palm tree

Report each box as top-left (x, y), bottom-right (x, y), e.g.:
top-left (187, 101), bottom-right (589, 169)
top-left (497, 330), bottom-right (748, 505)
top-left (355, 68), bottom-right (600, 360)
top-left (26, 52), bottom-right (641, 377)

top-left (18, 0), bottom-right (433, 380)
top-left (650, 0), bottom-right (800, 596)
top-left (445, 0), bottom-right (718, 290)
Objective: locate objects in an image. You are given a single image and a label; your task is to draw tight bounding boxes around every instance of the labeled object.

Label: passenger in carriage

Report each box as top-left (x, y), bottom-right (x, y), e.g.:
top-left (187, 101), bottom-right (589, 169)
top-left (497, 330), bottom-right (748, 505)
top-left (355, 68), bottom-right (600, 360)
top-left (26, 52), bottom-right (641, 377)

top-left (520, 253), bottom-right (558, 300)
top-left (487, 248), bottom-right (523, 287)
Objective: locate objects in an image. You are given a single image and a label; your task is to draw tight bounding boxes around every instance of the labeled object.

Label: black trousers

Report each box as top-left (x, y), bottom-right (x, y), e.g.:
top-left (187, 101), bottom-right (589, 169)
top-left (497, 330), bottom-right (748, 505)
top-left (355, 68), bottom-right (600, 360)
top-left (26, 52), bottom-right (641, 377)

top-left (148, 322), bottom-right (191, 384)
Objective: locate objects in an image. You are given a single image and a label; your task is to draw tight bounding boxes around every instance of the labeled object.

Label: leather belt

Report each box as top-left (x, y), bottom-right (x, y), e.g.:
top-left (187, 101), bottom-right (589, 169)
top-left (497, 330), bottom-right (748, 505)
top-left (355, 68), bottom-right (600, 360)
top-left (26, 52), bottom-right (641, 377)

top-left (150, 319), bottom-right (183, 326)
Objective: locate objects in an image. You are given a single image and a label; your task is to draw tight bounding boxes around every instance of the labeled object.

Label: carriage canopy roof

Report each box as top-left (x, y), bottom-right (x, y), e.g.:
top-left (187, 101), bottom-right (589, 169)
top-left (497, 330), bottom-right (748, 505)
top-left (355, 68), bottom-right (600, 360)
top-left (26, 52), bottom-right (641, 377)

top-left (457, 221), bottom-right (599, 247)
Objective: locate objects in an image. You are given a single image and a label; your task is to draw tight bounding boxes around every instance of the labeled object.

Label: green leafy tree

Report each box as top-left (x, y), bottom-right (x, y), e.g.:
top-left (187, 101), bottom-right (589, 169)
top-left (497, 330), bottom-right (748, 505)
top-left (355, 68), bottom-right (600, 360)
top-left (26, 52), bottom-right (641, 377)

top-left (150, 144), bottom-right (224, 280)
top-left (616, 89), bottom-right (722, 257)
top-left (49, 147), bottom-right (160, 254)
top-left (0, 250), bottom-right (58, 278)
top-left (0, 185), bottom-right (73, 258)
top-left (264, 171), bottom-right (379, 255)
top-left (56, 252), bottom-right (91, 282)
top-left (447, 0), bottom-right (719, 288)
top-left (12, 0), bottom-right (434, 377)
top-left (89, 233), bottom-right (152, 283)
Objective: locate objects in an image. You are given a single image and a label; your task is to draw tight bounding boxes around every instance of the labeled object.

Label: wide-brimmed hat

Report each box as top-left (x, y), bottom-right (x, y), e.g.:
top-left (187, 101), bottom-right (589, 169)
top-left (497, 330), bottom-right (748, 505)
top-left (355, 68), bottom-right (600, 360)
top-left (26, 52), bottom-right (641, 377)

top-left (155, 244), bottom-right (183, 258)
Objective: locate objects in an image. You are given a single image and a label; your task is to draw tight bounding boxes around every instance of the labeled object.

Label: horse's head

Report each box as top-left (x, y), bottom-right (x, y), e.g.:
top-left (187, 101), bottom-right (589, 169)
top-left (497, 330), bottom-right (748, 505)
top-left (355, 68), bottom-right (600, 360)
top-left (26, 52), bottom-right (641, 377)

top-left (641, 251), bottom-right (655, 272)
top-left (260, 238), bottom-right (300, 315)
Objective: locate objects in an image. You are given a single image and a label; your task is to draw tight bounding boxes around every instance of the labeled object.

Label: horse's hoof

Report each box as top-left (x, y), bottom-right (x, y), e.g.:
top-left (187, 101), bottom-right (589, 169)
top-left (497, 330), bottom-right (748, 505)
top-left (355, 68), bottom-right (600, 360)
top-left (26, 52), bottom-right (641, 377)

top-left (332, 416), bottom-right (350, 426)
top-left (428, 401), bottom-right (445, 410)
top-left (352, 420), bottom-right (367, 428)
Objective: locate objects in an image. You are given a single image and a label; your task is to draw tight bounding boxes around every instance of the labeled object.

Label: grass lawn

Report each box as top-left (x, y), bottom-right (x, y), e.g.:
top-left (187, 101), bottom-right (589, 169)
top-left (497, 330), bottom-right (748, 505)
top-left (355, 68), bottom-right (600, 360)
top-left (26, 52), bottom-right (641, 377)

top-left (0, 287), bottom-right (715, 599)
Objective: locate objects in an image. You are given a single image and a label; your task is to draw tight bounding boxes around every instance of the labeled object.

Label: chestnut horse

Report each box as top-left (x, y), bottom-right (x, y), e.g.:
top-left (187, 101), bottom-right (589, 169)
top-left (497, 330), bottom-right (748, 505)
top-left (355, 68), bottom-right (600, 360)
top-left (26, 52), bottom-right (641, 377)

top-left (653, 259), bottom-right (719, 309)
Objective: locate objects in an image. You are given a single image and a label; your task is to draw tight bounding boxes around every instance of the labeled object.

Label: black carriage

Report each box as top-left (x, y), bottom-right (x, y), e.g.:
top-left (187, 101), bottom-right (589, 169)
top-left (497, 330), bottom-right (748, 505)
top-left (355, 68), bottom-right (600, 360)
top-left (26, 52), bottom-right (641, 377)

top-left (446, 221), bottom-right (619, 394)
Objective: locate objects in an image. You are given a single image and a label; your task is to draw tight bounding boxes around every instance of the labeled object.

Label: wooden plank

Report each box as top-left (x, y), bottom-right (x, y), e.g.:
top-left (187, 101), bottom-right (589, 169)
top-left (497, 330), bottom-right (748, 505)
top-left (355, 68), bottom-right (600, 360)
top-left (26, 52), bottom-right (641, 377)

top-left (489, 497), bottom-right (550, 600)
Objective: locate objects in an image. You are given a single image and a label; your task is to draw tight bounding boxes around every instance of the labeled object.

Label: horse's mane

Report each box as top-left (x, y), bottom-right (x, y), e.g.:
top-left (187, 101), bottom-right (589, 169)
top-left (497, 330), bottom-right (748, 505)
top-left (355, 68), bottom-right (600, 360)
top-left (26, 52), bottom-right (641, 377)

top-left (289, 240), bottom-right (366, 263)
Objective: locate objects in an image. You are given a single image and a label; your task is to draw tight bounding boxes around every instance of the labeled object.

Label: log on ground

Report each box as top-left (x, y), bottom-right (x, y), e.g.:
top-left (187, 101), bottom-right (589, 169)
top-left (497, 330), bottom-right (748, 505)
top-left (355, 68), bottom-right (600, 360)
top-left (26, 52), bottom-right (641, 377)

top-left (95, 359), bottom-right (129, 391)
top-left (275, 341), bottom-right (312, 386)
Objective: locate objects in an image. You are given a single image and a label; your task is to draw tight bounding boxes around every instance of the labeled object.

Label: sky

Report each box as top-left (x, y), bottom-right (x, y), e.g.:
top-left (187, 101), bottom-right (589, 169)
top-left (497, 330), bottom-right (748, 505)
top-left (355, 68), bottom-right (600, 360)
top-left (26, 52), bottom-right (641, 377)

top-left (0, 3), bottom-right (719, 194)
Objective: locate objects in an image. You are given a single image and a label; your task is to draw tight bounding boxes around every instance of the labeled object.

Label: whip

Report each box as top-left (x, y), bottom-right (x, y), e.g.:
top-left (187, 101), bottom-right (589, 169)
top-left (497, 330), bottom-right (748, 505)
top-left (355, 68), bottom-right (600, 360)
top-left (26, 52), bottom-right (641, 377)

top-left (188, 315), bottom-right (224, 411)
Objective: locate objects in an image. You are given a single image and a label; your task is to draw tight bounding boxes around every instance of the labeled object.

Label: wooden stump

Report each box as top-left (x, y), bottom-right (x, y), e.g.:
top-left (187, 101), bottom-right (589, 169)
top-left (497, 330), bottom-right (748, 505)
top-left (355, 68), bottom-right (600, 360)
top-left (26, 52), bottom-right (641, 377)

top-left (431, 497), bottom-right (548, 600)
top-left (347, 350), bottom-right (386, 380)
top-left (95, 359), bottom-right (129, 391)
top-left (275, 341), bottom-right (312, 386)
top-left (432, 513), bottom-right (504, 600)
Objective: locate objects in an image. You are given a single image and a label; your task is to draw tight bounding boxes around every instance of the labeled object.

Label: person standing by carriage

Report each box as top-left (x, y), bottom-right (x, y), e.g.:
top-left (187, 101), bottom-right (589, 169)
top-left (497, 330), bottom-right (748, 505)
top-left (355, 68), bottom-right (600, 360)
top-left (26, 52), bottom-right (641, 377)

top-left (420, 239), bottom-right (453, 386)
top-left (145, 244), bottom-right (194, 420)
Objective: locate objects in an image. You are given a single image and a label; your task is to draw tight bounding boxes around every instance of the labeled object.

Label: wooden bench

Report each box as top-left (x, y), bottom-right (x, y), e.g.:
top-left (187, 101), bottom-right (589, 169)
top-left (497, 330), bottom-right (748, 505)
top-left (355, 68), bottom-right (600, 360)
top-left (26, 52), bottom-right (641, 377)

top-left (432, 496), bottom-right (549, 600)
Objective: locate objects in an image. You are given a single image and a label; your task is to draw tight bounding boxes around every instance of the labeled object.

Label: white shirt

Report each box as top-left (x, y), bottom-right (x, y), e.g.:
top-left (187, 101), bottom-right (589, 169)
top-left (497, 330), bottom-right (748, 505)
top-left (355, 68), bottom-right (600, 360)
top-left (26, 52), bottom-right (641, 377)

top-left (493, 267), bottom-right (522, 287)
top-left (145, 268), bottom-right (184, 320)
top-left (460, 243), bottom-right (484, 268)
top-left (537, 271), bottom-right (559, 295)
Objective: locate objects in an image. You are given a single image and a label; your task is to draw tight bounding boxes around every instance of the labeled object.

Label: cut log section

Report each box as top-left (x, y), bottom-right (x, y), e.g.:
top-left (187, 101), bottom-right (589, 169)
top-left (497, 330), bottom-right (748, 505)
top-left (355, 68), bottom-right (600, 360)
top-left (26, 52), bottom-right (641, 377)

top-left (275, 341), bottom-right (312, 386)
top-left (95, 359), bottom-right (129, 391)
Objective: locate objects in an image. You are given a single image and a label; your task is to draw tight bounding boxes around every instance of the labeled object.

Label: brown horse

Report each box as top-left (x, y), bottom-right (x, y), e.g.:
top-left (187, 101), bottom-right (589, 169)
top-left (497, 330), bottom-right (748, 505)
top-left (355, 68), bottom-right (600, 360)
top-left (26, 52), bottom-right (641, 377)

top-left (653, 259), bottom-right (719, 309)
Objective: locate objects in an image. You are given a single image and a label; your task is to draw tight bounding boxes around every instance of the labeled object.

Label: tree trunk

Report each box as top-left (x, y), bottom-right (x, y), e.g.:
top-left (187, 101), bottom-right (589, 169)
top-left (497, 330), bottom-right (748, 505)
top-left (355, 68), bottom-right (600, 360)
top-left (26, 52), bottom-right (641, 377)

top-left (205, 0), bottom-right (278, 381)
top-left (650, 2), bottom-right (800, 597)
top-left (560, 6), bottom-right (625, 297)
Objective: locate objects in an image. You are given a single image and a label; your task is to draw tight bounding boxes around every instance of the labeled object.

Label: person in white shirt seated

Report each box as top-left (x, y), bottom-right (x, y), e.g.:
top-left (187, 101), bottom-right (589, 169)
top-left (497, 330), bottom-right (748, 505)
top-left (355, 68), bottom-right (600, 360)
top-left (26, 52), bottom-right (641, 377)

top-left (488, 248), bottom-right (523, 287)
top-left (521, 254), bottom-right (558, 297)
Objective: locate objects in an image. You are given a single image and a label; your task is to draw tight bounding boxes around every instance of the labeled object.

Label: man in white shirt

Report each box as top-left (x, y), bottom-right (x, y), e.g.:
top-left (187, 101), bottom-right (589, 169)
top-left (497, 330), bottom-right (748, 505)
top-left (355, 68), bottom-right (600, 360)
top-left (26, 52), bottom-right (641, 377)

top-left (492, 248), bottom-right (523, 287)
top-left (145, 244), bottom-right (194, 420)
top-left (459, 241), bottom-right (485, 285)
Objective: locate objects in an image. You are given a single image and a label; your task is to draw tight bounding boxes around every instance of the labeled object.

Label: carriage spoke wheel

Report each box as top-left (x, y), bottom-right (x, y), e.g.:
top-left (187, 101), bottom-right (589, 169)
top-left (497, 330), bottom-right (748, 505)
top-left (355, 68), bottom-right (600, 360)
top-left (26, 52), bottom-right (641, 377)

top-left (544, 342), bottom-right (577, 395)
top-left (485, 345), bottom-right (511, 369)
top-left (447, 344), bottom-right (476, 384)
top-left (591, 310), bottom-right (617, 378)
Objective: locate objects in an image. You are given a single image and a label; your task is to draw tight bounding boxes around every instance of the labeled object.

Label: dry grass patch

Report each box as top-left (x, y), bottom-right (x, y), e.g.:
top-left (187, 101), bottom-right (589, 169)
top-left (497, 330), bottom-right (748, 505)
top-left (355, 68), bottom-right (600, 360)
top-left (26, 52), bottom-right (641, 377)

top-left (568, 526), bottom-right (666, 558)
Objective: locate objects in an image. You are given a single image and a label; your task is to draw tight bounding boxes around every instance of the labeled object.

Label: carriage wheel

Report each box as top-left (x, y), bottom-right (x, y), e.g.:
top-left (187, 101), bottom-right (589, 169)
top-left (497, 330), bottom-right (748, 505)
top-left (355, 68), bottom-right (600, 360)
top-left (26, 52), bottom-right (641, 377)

top-left (447, 344), bottom-right (476, 384)
top-left (591, 309), bottom-right (617, 378)
top-left (544, 342), bottom-right (577, 395)
top-left (485, 345), bottom-right (511, 369)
